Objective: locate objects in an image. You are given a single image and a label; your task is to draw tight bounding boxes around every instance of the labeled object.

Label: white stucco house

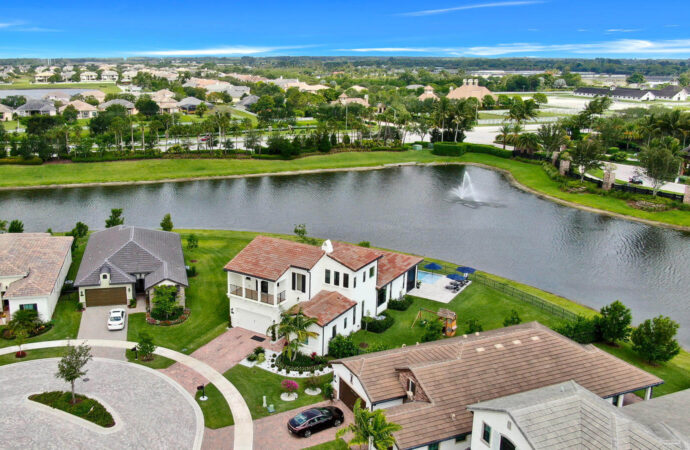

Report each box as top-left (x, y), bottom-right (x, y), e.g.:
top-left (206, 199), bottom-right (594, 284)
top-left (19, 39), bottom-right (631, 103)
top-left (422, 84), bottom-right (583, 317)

top-left (74, 226), bottom-right (188, 308)
top-left (0, 233), bottom-right (73, 322)
top-left (224, 236), bottom-right (422, 356)
top-left (330, 322), bottom-right (663, 450)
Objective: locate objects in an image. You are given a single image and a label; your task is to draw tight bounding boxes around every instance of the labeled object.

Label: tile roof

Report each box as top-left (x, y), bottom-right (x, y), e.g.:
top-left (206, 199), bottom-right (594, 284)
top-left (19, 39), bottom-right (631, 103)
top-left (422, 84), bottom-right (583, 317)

top-left (332, 322), bottom-right (662, 450)
top-left (624, 388), bottom-right (690, 445)
top-left (74, 226), bottom-right (188, 290)
top-left (292, 290), bottom-right (356, 326)
top-left (374, 250), bottom-right (423, 289)
top-left (0, 233), bottom-right (73, 298)
top-left (224, 236), bottom-right (324, 281)
top-left (469, 381), bottom-right (684, 449)
top-left (329, 241), bottom-right (382, 271)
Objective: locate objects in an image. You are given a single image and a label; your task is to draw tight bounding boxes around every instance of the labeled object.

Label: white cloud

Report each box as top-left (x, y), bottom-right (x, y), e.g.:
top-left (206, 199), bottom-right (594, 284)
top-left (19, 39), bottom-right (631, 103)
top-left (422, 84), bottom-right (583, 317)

top-left (0, 21), bottom-right (59, 32)
top-left (337, 47), bottom-right (435, 52)
top-left (605, 28), bottom-right (641, 33)
top-left (458, 39), bottom-right (690, 55)
top-left (400, 1), bottom-right (543, 16)
top-left (137, 46), bottom-right (308, 56)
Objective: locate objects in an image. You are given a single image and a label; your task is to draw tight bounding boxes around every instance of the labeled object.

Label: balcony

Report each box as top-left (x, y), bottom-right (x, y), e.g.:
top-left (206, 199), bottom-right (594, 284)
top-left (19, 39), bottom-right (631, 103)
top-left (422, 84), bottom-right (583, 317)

top-left (260, 292), bottom-right (274, 305)
top-left (277, 291), bottom-right (286, 304)
top-left (230, 284), bottom-right (243, 296)
top-left (245, 288), bottom-right (258, 301)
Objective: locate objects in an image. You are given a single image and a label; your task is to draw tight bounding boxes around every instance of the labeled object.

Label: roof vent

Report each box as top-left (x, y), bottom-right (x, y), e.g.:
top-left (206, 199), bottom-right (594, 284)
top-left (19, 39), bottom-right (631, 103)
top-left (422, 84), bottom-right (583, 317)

top-left (494, 344), bottom-right (504, 349)
top-left (512, 340), bottom-right (522, 345)
top-left (476, 347), bottom-right (485, 353)
top-left (450, 413), bottom-right (456, 420)
top-left (321, 239), bottom-right (333, 254)
top-left (531, 336), bottom-right (540, 341)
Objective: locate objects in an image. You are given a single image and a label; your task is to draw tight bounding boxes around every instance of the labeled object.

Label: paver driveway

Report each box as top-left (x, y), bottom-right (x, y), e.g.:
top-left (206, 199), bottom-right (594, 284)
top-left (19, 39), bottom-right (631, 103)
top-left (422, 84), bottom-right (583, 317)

top-left (77, 305), bottom-right (129, 360)
top-left (0, 358), bottom-right (203, 449)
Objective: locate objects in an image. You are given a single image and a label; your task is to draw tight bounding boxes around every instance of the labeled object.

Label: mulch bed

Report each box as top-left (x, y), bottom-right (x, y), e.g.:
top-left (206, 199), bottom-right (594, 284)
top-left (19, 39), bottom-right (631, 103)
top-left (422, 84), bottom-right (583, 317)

top-left (627, 200), bottom-right (670, 211)
top-left (146, 308), bottom-right (191, 326)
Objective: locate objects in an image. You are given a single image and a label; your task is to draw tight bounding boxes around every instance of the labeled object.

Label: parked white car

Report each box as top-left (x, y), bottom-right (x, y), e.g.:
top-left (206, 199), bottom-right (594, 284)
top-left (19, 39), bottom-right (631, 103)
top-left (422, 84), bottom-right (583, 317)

top-left (107, 308), bottom-right (127, 331)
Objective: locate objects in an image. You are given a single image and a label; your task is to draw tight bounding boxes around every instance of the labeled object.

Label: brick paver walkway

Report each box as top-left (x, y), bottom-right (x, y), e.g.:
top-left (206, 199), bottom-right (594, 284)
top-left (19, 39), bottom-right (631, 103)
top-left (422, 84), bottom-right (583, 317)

top-left (161, 327), bottom-right (284, 394)
top-left (202, 400), bottom-right (353, 450)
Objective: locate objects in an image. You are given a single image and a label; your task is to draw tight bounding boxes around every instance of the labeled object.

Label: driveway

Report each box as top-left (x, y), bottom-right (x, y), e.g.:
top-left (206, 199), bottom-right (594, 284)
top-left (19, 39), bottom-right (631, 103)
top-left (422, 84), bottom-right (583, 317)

top-left (202, 400), bottom-right (353, 450)
top-left (611, 162), bottom-right (686, 194)
top-left (77, 305), bottom-right (129, 360)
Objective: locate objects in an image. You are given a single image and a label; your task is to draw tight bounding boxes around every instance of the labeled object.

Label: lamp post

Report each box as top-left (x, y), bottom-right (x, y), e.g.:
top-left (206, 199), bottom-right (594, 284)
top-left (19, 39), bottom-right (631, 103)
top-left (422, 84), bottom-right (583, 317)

top-left (131, 345), bottom-right (138, 360)
top-left (197, 384), bottom-right (207, 401)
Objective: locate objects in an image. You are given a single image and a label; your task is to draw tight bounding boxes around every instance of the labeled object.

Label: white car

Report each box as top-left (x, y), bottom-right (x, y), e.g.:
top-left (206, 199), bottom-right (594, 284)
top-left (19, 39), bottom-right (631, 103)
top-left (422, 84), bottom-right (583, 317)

top-left (107, 308), bottom-right (127, 331)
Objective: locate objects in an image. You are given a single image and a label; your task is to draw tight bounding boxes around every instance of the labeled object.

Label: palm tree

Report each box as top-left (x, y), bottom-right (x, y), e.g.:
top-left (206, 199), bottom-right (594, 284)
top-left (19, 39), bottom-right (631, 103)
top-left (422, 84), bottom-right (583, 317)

top-left (517, 133), bottom-right (540, 154)
top-left (336, 399), bottom-right (402, 450)
top-left (266, 310), bottom-right (319, 361)
top-left (537, 123), bottom-right (569, 156)
top-left (497, 123), bottom-right (512, 150)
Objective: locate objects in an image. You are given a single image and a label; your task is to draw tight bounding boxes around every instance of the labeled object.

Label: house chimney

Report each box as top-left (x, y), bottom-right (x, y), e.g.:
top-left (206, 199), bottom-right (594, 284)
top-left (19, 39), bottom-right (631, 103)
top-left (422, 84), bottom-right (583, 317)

top-left (321, 239), bottom-right (333, 254)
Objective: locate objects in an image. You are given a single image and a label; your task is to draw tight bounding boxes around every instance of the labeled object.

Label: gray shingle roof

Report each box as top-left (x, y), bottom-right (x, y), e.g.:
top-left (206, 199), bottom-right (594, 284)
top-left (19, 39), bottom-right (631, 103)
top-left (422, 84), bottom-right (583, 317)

top-left (238, 94), bottom-right (259, 107)
top-left (469, 381), bottom-right (685, 449)
top-left (74, 226), bottom-right (188, 290)
top-left (99, 99), bottom-right (134, 110)
top-left (15, 99), bottom-right (56, 113)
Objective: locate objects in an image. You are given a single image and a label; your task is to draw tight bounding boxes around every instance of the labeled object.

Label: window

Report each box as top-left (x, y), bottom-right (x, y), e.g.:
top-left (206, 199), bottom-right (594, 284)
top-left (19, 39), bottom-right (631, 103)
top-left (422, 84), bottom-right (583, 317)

top-left (260, 280), bottom-right (269, 294)
top-left (334, 271), bottom-right (340, 286)
top-left (377, 288), bottom-right (386, 307)
top-left (428, 443), bottom-right (439, 450)
top-left (332, 325), bottom-right (337, 338)
top-left (353, 277), bottom-right (357, 288)
top-left (353, 304), bottom-right (357, 323)
top-left (102, 274), bottom-right (108, 280)
top-left (19, 303), bottom-right (37, 311)
top-left (325, 269), bottom-right (331, 284)
top-left (363, 271), bottom-right (366, 282)
top-left (292, 273), bottom-right (306, 293)
top-left (344, 316), bottom-right (347, 328)
top-left (343, 273), bottom-right (349, 288)
top-left (369, 267), bottom-right (375, 278)
top-left (481, 423), bottom-right (491, 445)
top-left (499, 436), bottom-right (516, 450)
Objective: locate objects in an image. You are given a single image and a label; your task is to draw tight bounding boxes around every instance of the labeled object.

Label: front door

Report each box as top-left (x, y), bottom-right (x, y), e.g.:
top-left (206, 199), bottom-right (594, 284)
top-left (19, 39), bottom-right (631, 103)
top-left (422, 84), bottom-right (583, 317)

top-left (406, 267), bottom-right (416, 291)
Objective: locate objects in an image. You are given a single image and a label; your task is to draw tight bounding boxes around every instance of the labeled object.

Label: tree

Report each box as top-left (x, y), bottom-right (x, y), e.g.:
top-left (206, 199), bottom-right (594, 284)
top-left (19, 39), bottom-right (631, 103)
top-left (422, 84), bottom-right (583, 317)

top-left (187, 233), bottom-right (199, 249)
top-left (8, 309), bottom-right (42, 356)
top-left (62, 105), bottom-right (78, 123)
top-left (631, 316), bottom-right (680, 364)
top-left (152, 285), bottom-right (179, 320)
top-left (328, 334), bottom-right (359, 358)
top-left (336, 398), bottom-right (402, 450)
top-left (639, 139), bottom-right (682, 195)
top-left (266, 310), bottom-right (319, 361)
top-left (137, 332), bottom-right (157, 361)
top-left (55, 343), bottom-right (92, 403)
top-left (421, 319), bottom-right (444, 342)
top-left (294, 223), bottom-right (308, 242)
top-left (70, 221), bottom-right (89, 239)
top-left (195, 102), bottom-right (208, 118)
top-left (532, 93), bottom-right (548, 105)
top-left (135, 96), bottom-right (159, 117)
top-left (465, 318), bottom-right (483, 333)
top-left (503, 310), bottom-right (522, 327)
top-left (0, 219), bottom-right (6, 232)
top-left (105, 208), bottom-right (124, 228)
top-left (160, 213), bottom-right (173, 232)
top-left (598, 301), bottom-right (632, 345)
top-left (497, 123), bottom-right (512, 150)
top-left (626, 73), bottom-right (646, 84)
top-left (537, 123), bottom-right (568, 155)
top-left (569, 139), bottom-right (604, 182)
top-left (7, 219), bottom-right (24, 233)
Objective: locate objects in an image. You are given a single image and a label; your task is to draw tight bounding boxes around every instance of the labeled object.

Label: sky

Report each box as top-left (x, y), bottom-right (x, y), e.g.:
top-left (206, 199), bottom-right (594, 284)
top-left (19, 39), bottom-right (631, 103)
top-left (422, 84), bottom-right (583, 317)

top-left (1, 0), bottom-right (690, 59)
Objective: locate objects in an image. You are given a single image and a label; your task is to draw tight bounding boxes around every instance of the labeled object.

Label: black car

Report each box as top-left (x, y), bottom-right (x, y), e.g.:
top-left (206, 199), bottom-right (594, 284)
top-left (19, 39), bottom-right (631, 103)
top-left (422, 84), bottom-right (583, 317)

top-left (287, 406), bottom-right (344, 438)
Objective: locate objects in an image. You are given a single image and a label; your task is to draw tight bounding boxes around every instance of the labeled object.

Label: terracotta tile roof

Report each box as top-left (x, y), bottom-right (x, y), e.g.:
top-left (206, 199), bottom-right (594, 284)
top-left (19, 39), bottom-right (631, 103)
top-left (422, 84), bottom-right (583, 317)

top-left (224, 236), bottom-right (324, 281)
top-left (329, 241), bottom-right (382, 271)
top-left (292, 290), bottom-right (356, 326)
top-left (332, 322), bottom-right (663, 450)
top-left (374, 250), bottom-right (423, 289)
top-left (0, 233), bottom-right (73, 298)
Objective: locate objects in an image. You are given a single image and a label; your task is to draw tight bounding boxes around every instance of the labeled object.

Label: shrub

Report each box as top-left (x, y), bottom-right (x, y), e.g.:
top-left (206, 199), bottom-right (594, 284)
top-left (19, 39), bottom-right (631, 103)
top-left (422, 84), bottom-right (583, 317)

top-left (598, 301), bottom-right (632, 344)
top-left (631, 316), bottom-right (680, 364)
top-left (421, 319), bottom-right (444, 342)
top-left (186, 266), bottom-right (197, 277)
top-left (328, 335), bottom-right (359, 358)
top-left (281, 379), bottom-right (299, 393)
top-left (364, 342), bottom-right (393, 353)
top-left (322, 382), bottom-right (334, 399)
top-left (357, 241), bottom-right (371, 247)
top-left (306, 376), bottom-right (320, 389)
top-left (361, 312), bottom-right (394, 333)
top-left (554, 315), bottom-right (600, 344)
top-left (276, 351), bottom-right (327, 371)
top-left (388, 296), bottom-right (413, 311)
top-left (253, 346), bottom-right (265, 355)
top-left (465, 318), bottom-right (483, 334)
top-left (247, 353), bottom-right (257, 362)
top-left (503, 310), bottom-right (522, 327)
top-left (432, 142), bottom-right (513, 158)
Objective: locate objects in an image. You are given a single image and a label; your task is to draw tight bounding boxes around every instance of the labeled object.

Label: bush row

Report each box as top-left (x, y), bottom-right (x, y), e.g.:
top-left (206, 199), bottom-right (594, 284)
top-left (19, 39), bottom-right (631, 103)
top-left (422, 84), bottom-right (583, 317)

top-left (0, 156), bottom-right (43, 165)
top-left (361, 311), bottom-right (395, 333)
top-left (388, 296), bottom-right (413, 311)
top-left (432, 142), bottom-right (513, 158)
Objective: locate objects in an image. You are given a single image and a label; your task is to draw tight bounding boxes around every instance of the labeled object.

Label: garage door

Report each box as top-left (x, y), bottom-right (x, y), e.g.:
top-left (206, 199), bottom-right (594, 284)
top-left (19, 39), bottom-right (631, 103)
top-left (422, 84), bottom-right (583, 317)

top-left (85, 287), bottom-right (127, 307)
top-left (339, 378), bottom-right (363, 411)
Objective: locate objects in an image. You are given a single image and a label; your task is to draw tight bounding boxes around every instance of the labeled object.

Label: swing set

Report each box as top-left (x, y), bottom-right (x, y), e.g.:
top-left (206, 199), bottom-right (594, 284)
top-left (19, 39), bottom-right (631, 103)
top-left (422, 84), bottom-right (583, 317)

top-left (411, 307), bottom-right (457, 337)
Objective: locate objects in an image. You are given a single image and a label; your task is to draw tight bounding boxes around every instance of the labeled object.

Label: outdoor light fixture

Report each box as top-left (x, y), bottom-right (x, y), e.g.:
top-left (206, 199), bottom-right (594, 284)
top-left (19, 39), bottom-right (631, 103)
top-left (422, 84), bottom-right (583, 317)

top-left (197, 384), bottom-right (207, 401)
top-left (131, 346), bottom-right (138, 360)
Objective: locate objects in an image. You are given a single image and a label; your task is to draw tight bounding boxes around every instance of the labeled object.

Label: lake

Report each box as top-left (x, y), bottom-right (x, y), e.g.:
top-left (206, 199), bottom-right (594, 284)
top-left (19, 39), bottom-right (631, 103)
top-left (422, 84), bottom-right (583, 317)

top-left (2, 165), bottom-right (689, 346)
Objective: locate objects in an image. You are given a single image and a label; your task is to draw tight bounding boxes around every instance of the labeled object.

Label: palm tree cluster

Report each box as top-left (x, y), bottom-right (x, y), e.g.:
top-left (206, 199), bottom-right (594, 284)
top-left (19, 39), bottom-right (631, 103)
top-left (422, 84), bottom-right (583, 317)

top-left (266, 310), bottom-right (319, 361)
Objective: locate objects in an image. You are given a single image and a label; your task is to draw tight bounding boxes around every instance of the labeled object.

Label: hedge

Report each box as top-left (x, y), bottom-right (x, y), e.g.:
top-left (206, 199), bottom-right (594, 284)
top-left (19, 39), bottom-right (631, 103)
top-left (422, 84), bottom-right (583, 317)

top-left (432, 142), bottom-right (513, 158)
top-left (388, 296), bottom-right (413, 311)
top-left (0, 156), bottom-right (43, 165)
top-left (71, 152), bottom-right (160, 162)
top-left (361, 311), bottom-right (395, 333)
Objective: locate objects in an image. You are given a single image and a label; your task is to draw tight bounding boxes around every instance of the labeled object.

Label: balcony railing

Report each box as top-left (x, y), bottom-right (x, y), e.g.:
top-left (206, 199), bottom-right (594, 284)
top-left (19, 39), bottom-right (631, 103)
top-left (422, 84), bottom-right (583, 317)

top-left (260, 292), bottom-right (274, 305)
top-left (277, 291), bottom-right (286, 303)
top-left (245, 288), bottom-right (258, 301)
top-left (230, 284), bottom-right (243, 296)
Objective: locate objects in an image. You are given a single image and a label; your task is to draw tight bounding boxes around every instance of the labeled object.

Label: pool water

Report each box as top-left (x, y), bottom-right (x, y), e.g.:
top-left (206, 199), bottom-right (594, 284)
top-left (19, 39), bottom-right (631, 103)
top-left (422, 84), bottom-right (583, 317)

top-left (418, 270), bottom-right (443, 284)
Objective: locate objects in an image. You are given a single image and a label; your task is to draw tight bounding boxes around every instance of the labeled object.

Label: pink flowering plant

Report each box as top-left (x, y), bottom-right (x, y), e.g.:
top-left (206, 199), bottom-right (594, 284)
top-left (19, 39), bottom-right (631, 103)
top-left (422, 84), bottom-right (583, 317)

top-left (281, 379), bottom-right (299, 393)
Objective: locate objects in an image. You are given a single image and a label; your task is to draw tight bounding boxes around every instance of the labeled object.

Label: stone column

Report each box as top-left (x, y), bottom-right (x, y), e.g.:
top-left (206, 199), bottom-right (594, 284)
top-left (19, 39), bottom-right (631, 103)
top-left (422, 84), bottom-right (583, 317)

top-left (559, 159), bottom-right (570, 176)
top-left (551, 151), bottom-right (560, 165)
top-left (684, 184), bottom-right (690, 205)
top-left (602, 170), bottom-right (615, 191)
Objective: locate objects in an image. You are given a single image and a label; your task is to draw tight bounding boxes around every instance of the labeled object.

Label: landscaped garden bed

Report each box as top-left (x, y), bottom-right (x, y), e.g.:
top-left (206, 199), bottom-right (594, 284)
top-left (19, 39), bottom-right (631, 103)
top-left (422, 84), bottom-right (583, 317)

top-left (29, 391), bottom-right (115, 427)
top-left (145, 308), bottom-right (191, 326)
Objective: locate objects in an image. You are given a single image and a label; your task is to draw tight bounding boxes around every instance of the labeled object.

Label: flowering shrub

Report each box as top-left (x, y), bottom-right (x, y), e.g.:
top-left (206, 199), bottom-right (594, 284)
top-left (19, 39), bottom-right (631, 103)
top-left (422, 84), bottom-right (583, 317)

top-left (281, 379), bottom-right (299, 393)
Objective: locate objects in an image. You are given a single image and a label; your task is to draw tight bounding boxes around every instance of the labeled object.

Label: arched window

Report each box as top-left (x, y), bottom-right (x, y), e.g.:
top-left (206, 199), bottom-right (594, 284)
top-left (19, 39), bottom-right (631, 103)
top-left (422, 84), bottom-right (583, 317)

top-left (499, 435), bottom-right (516, 450)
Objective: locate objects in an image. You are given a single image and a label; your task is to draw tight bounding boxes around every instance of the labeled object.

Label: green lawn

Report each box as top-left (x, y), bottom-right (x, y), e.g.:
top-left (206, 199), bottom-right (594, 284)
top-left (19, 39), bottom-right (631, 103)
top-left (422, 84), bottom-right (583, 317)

top-left (1, 150), bottom-right (687, 228)
top-left (0, 82), bottom-right (120, 94)
top-left (124, 349), bottom-right (176, 369)
top-left (0, 295), bottom-right (81, 349)
top-left (196, 383), bottom-right (234, 428)
top-left (224, 365), bottom-right (332, 420)
top-left (30, 391), bottom-right (115, 427)
top-left (304, 439), bottom-right (349, 450)
top-left (0, 347), bottom-right (68, 366)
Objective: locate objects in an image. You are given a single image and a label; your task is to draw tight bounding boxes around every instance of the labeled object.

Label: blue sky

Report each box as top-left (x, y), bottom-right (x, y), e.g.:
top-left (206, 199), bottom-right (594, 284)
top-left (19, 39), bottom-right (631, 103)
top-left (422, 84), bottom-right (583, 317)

top-left (2, 0), bottom-right (690, 58)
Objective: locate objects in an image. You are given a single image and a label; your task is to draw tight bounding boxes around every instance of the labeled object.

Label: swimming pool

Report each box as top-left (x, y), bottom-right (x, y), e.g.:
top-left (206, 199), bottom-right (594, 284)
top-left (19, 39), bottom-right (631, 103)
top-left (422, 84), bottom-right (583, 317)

top-left (418, 270), bottom-right (443, 284)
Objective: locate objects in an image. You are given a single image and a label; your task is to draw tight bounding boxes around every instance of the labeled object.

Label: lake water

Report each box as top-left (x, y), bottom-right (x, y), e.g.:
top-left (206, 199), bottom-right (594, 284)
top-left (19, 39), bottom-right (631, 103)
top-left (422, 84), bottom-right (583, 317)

top-left (2, 165), bottom-right (689, 346)
top-left (0, 88), bottom-right (90, 99)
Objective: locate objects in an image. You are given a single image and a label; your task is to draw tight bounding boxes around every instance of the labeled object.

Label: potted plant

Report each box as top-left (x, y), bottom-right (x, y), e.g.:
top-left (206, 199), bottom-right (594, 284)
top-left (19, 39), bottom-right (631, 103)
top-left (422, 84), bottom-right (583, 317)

top-left (280, 379), bottom-right (299, 401)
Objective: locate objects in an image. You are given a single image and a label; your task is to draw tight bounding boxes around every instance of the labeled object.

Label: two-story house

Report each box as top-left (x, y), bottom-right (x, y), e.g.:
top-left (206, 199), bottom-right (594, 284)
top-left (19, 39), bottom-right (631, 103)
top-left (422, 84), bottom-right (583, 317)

top-left (224, 236), bottom-right (422, 356)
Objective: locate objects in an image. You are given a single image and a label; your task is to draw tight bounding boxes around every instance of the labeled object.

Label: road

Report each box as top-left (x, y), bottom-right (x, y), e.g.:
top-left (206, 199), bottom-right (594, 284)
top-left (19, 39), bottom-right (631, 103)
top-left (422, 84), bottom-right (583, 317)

top-left (609, 163), bottom-right (687, 194)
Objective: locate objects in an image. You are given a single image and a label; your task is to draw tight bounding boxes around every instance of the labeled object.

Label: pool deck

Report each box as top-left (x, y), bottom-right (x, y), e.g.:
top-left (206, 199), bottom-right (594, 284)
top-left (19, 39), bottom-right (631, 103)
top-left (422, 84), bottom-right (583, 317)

top-left (409, 277), bottom-right (472, 303)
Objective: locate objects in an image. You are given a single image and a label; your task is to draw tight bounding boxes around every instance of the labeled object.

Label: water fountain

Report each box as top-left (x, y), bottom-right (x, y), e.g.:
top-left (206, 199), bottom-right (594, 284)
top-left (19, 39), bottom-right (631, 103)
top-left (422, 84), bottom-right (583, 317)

top-left (447, 170), bottom-right (502, 208)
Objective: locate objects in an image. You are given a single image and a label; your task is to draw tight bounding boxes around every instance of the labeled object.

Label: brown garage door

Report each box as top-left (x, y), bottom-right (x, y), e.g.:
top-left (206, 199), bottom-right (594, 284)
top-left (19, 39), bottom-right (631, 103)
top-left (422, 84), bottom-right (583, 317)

top-left (339, 378), bottom-right (363, 411)
top-left (85, 287), bottom-right (127, 307)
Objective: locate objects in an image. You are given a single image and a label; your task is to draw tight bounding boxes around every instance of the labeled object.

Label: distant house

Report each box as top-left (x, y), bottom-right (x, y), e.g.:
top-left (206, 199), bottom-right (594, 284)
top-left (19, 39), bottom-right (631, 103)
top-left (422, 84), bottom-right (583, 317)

top-left (0, 233), bottom-right (73, 322)
top-left (61, 71), bottom-right (75, 81)
top-left (177, 96), bottom-right (212, 113)
top-left (406, 84), bottom-right (424, 90)
top-left (120, 70), bottom-right (138, 83)
top-left (574, 85), bottom-right (688, 101)
top-left (101, 70), bottom-right (118, 82)
top-left (80, 71), bottom-right (98, 82)
top-left (447, 78), bottom-right (496, 101)
top-left (225, 85), bottom-right (251, 100)
top-left (151, 89), bottom-right (176, 103)
top-left (99, 99), bottom-right (137, 115)
top-left (331, 322), bottom-right (663, 450)
top-left (298, 82), bottom-right (329, 93)
top-left (469, 381), bottom-right (690, 449)
top-left (80, 89), bottom-right (106, 103)
top-left (0, 103), bottom-right (12, 121)
top-left (74, 226), bottom-right (188, 308)
top-left (59, 100), bottom-right (98, 119)
top-left (14, 99), bottom-right (57, 117)
top-left (224, 236), bottom-right (421, 356)
top-left (237, 94), bottom-right (259, 108)
top-left (34, 71), bottom-right (54, 83)
top-left (418, 85), bottom-right (438, 101)
top-left (43, 91), bottom-right (71, 103)
top-left (331, 93), bottom-right (370, 107)
top-left (156, 99), bottom-right (179, 114)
